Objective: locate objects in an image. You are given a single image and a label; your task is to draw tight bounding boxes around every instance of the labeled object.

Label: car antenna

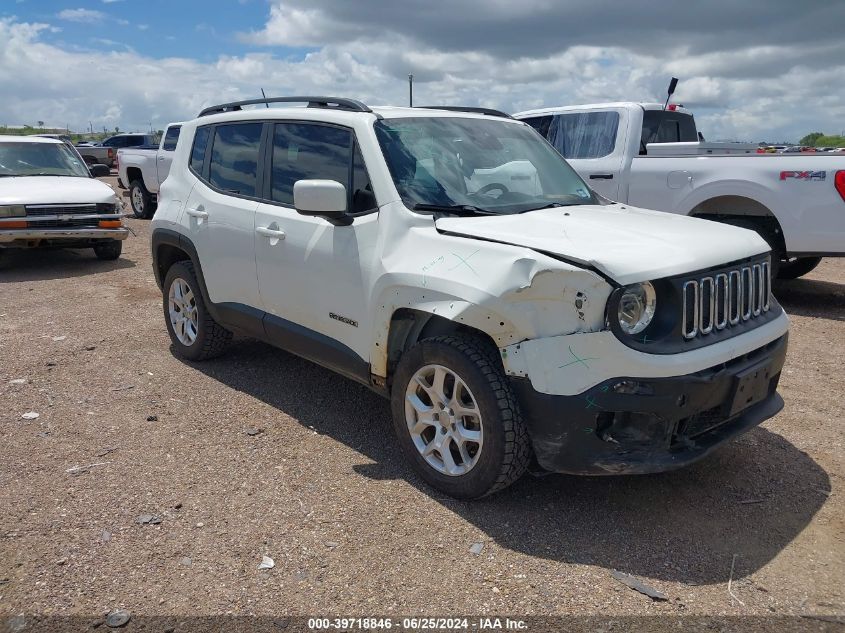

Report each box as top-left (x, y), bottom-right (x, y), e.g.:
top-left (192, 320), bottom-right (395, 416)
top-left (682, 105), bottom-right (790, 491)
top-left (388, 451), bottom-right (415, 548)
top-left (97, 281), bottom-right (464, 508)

top-left (648, 77), bottom-right (678, 147)
top-left (260, 88), bottom-right (270, 108)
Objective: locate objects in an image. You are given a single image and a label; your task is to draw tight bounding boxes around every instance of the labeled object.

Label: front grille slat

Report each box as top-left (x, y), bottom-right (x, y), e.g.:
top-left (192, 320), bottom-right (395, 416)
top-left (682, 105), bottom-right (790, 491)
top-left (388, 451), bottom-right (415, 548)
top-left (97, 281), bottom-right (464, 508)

top-left (681, 258), bottom-right (771, 340)
top-left (25, 204), bottom-right (98, 217)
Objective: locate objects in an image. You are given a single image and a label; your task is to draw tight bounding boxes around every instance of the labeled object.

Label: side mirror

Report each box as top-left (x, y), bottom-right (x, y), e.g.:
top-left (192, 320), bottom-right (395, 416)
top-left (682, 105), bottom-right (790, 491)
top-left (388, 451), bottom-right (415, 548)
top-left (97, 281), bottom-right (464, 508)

top-left (89, 164), bottom-right (110, 178)
top-left (293, 179), bottom-right (349, 222)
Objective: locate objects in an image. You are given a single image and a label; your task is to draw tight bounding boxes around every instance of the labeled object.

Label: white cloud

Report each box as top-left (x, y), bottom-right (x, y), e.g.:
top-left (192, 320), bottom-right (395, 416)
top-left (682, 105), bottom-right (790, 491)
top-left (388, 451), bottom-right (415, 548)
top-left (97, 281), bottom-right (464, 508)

top-left (3, 8), bottom-right (845, 143)
top-left (56, 8), bottom-right (106, 23)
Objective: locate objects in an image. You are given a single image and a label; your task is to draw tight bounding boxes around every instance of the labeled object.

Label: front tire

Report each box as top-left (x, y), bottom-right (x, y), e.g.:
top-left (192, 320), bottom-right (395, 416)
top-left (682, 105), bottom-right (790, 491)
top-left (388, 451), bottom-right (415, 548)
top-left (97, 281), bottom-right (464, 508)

top-left (163, 261), bottom-right (232, 361)
top-left (390, 335), bottom-right (531, 499)
top-left (776, 256), bottom-right (822, 280)
top-left (93, 240), bottom-right (122, 260)
top-left (129, 179), bottom-right (156, 219)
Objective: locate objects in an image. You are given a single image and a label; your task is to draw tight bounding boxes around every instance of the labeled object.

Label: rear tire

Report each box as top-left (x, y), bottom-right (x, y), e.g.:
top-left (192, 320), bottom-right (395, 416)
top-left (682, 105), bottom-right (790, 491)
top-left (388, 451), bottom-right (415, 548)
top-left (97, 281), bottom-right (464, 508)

top-left (93, 240), bottom-right (122, 260)
top-left (776, 256), bottom-right (822, 280)
top-left (130, 179), bottom-right (156, 219)
top-left (163, 261), bottom-right (232, 361)
top-left (390, 335), bottom-right (531, 499)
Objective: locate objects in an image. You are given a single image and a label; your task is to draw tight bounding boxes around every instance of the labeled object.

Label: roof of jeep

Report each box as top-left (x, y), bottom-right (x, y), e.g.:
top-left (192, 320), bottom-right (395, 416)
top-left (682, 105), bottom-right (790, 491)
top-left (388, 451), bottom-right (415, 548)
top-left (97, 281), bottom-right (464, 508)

top-left (0, 135), bottom-right (62, 144)
top-left (190, 105), bottom-right (525, 127)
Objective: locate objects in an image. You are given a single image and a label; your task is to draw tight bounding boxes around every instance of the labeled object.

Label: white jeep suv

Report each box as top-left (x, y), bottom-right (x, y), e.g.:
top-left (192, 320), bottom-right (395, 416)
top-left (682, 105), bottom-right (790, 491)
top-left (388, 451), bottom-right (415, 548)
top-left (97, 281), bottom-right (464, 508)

top-left (151, 97), bottom-right (789, 498)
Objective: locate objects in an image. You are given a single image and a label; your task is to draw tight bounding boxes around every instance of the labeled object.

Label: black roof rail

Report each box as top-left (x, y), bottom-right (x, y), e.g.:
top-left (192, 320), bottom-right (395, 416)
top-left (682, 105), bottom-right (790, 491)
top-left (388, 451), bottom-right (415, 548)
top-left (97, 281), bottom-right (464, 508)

top-left (418, 106), bottom-right (514, 119)
top-left (198, 96), bottom-right (372, 118)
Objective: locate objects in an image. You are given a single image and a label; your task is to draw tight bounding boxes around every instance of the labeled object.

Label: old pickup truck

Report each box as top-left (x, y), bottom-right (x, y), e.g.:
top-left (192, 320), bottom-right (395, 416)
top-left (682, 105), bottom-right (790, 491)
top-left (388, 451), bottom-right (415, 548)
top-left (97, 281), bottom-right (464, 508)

top-left (514, 102), bottom-right (845, 279)
top-left (117, 124), bottom-right (182, 218)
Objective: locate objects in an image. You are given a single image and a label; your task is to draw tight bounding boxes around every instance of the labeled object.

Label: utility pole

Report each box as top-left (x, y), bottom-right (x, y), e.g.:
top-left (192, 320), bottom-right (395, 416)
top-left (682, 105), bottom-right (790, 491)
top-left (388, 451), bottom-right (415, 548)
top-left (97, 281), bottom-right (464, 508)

top-left (408, 74), bottom-right (414, 107)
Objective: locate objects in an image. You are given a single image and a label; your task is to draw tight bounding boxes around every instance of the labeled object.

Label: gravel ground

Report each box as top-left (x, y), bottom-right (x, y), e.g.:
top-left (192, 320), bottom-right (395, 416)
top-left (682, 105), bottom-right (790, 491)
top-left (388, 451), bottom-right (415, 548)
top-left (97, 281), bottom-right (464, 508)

top-left (0, 177), bottom-right (842, 619)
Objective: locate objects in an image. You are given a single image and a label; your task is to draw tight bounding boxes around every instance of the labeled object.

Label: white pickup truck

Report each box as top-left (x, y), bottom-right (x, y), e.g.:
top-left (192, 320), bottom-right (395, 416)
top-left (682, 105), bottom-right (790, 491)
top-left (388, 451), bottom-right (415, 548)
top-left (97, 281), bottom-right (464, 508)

top-left (514, 103), bottom-right (845, 279)
top-left (117, 123), bottom-right (182, 218)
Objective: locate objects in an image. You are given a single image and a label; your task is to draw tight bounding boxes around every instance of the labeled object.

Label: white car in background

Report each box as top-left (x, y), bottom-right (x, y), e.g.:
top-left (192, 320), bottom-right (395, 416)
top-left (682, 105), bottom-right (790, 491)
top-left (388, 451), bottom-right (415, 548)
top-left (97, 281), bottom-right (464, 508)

top-left (0, 135), bottom-right (128, 264)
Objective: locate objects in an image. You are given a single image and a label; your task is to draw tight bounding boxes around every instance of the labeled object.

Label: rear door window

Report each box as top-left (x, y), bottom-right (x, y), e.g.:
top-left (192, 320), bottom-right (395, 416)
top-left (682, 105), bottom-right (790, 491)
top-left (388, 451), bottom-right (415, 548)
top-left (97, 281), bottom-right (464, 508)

top-left (549, 111), bottom-right (620, 159)
top-left (522, 115), bottom-right (553, 139)
top-left (208, 122), bottom-right (263, 197)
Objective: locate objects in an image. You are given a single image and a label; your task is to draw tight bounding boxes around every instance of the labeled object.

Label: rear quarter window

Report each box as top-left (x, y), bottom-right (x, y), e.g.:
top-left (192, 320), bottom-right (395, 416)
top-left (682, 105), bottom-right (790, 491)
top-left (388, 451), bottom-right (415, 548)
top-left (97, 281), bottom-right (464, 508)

top-left (190, 126), bottom-right (211, 175)
top-left (162, 127), bottom-right (181, 151)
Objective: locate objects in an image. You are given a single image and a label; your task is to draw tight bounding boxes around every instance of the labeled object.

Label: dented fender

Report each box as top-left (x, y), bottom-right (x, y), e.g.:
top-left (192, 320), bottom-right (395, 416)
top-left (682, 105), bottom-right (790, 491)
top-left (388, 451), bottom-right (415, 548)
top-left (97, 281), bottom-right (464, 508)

top-left (368, 207), bottom-right (613, 378)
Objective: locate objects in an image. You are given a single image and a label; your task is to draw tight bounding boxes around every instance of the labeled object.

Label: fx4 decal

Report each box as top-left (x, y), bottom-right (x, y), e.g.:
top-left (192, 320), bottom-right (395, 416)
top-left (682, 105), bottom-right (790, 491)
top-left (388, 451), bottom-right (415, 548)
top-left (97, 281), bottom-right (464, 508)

top-left (780, 170), bottom-right (826, 181)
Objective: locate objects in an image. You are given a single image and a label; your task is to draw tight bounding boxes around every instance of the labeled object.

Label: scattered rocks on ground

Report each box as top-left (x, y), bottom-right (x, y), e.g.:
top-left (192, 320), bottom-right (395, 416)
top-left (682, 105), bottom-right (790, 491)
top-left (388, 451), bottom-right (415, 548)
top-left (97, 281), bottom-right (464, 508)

top-left (105, 609), bottom-right (131, 628)
top-left (611, 570), bottom-right (668, 601)
top-left (135, 514), bottom-right (162, 525)
top-left (258, 555), bottom-right (275, 570)
top-left (469, 542), bottom-right (484, 556)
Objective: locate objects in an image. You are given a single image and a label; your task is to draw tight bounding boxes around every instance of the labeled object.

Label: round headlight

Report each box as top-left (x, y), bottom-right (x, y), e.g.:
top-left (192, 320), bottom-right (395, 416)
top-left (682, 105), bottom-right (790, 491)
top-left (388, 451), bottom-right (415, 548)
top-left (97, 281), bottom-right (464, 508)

top-left (617, 282), bottom-right (657, 335)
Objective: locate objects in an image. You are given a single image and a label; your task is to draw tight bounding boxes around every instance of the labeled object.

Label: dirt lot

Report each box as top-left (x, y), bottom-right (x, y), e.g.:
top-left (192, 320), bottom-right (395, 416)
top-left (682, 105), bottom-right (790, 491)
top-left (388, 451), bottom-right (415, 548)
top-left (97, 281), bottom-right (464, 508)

top-left (1, 177), bottom-right (843, 621)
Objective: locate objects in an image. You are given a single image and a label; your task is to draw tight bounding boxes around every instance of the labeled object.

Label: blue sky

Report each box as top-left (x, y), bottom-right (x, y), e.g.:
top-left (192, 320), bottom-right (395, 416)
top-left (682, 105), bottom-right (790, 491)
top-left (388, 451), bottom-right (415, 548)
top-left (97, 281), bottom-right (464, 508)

top-left (2, 0), bottom-right (844, 141)
top-left (5, 0), bottom-right (311, 62)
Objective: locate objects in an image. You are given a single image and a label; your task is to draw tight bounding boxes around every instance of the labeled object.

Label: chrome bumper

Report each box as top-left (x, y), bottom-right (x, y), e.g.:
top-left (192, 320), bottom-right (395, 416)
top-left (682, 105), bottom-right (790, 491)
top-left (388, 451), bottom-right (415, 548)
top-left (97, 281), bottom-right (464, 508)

top-left (0, 227), bottom-right (129, 244)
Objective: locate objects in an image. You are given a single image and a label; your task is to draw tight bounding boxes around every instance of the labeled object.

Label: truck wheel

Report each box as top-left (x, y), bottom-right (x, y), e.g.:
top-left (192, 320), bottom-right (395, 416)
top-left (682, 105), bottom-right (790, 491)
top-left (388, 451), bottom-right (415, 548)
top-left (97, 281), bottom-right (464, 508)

top-left (705, 216), bottom-right (784, 277)
top-left (777, 256), bottom-right (822, 280)
top-left (129, 179), bottom-right (156, 219)
top-left (163, 261), bottom-right (232, 361)
top-left (390, 335), bottom-right (531, 499)
top-left (93, 240), bottom-right (122, 260)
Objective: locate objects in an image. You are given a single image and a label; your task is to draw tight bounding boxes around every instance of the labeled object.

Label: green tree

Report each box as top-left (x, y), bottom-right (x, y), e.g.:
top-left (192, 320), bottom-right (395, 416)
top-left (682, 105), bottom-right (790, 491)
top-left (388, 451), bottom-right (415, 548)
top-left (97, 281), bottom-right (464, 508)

top-left (37, 120), bottom-right (44, 128)
top-left (799, 132), bottom-right (824, 146)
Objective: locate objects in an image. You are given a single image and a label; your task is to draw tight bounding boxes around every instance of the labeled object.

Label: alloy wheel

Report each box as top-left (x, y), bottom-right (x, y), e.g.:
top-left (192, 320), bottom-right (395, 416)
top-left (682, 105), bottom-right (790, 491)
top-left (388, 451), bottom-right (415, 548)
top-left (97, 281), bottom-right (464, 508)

top-left (404, 364), bottom-right (484, 476)
top-left (168, 278), bottom-right (198, 345)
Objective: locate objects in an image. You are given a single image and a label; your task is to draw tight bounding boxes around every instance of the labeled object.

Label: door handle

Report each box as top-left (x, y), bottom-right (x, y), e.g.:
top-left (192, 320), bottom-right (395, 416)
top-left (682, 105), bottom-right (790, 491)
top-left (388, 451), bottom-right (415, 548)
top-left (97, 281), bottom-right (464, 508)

top-left (589, 174), bottom-right (614, 180)
top-left (157, 156), bottom-right (165, 161)
top-left (256, 226), bottom-right (286, 240)
top-left (186, 207), bottom-right (208, 219)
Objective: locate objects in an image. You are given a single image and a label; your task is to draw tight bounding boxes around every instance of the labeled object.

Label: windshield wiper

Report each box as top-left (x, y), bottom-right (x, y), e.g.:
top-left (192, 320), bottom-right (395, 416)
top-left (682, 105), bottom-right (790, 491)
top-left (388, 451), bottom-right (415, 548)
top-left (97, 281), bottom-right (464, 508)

top-left (413, 203), bottom-right (496, 217)
top-left (516, 202), bottom-right (582, 214)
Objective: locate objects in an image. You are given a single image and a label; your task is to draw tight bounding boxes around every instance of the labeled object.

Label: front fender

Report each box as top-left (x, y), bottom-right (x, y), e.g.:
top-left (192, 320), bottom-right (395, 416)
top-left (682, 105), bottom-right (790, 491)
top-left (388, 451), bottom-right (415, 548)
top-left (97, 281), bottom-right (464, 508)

top-left (368, 266), bottom-right (611, 378)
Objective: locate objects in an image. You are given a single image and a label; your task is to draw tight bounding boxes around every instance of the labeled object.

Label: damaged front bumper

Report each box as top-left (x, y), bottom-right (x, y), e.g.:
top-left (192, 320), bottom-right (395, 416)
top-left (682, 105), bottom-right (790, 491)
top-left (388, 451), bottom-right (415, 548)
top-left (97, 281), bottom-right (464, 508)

top-left (511, 334), bottom-right (788, 474)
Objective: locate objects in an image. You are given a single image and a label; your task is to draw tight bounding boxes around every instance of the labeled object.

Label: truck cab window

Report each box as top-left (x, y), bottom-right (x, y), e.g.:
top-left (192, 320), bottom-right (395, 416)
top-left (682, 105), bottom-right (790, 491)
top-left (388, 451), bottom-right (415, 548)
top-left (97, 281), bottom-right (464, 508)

top-left (641, 111), bottom-right (698, 147)
top-left (549, 112), bottom-right (620, 159)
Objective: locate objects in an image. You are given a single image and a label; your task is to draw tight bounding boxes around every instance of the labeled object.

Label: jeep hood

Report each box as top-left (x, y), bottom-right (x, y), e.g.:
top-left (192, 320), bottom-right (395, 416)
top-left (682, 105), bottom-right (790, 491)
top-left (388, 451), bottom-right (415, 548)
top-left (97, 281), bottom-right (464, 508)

top-left (0, 176), bottom-right (117, 206)
top-left (435, 204), bottom-right (770, 285)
